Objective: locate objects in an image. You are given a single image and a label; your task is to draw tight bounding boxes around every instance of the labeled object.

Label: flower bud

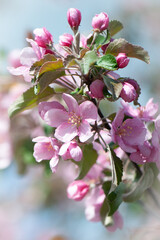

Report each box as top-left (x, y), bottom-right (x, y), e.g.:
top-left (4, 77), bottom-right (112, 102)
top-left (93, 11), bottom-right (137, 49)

top-left (67, 180), bottom-right (89, 201)
top-left (33, 27), bottom-right (53, 48)
top-left (59, 33), bottom-right (73, 47)
top-left (92, 12), bottom-right (109, 32)
top-left (90, 80), bottom-right (105, 99)
top-left (120, 79), bottom-right (139, 102)
top-left (116, 53), bottom-right (129, 68)
top-left (67, 8), bottom-right (81, 30)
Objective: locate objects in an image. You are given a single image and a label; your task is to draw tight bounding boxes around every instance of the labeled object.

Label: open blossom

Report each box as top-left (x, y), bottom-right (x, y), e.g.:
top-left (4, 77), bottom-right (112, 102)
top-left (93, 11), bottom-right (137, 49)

top-left (121, 98), bottom-right (158, 121)
top-left (59, 33), bottom-right (73, 47)
top-left (59, 141), bottom-right (82, 161)
top-left (92, 12), bottom-right (109, 32)
top-left (67, 180), bottom-right (89, 201)
top-left (111, 109), bottom-right (147, 153)
top-left (33, 27), bottom-right (53, 48)
top-left (32, 136), bottom-right (60, 172)
top-left (67, 8), bottom-right (81, 30)
top-left (39, 93), bottom-right (98, 142)
top-left (8, 39), bottom-right (45, 82)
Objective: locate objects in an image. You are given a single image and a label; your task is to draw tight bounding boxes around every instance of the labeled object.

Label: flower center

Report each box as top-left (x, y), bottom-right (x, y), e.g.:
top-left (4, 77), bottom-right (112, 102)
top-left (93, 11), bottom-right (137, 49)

top-left (68, 111), bottom-right (81, 127)
top-left (47, 143), bottom-right (54, 152)
top-left (118, 121), bottom-right (133, 137)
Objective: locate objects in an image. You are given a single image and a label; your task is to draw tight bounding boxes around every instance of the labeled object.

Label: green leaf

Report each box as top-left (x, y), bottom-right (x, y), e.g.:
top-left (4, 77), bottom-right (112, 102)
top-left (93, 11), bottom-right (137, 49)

top-left (108, 183), bottom-right (125, 216)
top-left (106, 38), bottom-right (150, 64)
top-left (38, 69), bottom-right (65, 94)
top-left (108, 20), bottom-right (123, 37)
top-left (123, 163), bottom-right (157, 202)
top-left (96, 54), bottom-right (118, 71)
top-left (108, 145), bottom-right (123, 189)
top-left (39, 59), bottom-right (64, 77)
top-left (8, 86), bottom-right (55, 118)
top-left (102, 75), bottom-right (123, 101)
top-left (77, 144), bottom-right (98, 179)
top-left (95, 31), bottom-right (110, 48)
top-left (79, 50), bottom-right (98, 74)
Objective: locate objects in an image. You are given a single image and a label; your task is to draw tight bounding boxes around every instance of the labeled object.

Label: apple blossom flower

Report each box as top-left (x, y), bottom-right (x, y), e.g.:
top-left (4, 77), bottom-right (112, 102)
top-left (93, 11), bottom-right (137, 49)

top-left (39, 93), bottom-right (98, 142)
top-left (32, 136), bottom-right (60, 172)
top-left (67, 180), bottom-right (89, 201)
top-left (59, 33), bottom-right (73, 47)
top-left (120, 82), bottom-right (138, 103)
top-left (8, 39), bottom-right (45, 82)
top-left (111, 109), bottom-right (147, 153)
top-left (121, 98), bottom-right (158, 122)
top-left (107, 211), bottom-right (123, 232)
top-left (92, 12), bottom-right (109, 32)
top-left (90, 80), bottom-right (105, 99)
top-left (116, 53), bottom-right (130, 68)
top-left (67, 8), bottom-right (81, 30)
top-left (33, 27), bottom-right (53, 48)
top-left (59, 141), bottom-right (82, 161)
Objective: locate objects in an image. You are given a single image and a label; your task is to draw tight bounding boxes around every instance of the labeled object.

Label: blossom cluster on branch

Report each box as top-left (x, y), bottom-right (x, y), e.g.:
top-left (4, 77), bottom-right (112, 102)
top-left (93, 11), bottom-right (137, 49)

top-left (8, 8), bottom-right (160, 231)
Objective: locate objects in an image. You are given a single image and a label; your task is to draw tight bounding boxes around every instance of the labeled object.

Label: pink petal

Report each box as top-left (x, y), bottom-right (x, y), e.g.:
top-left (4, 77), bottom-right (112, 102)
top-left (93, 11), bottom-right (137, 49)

top-left (70, 144), bottom-right (82, 161)
top-left (32, 136), bottom-right (51, 143)
top-left (63, 93), bottom-right (79, 115)
top-left (55, 122), bottom-right (78, 142)
top-left (20, 47), bottom-right (37, 66)
top-left (78, 120), bottom-right (93, 142)
top-left (59, 142), bottom-right (71, 156)
top-left (79, 101), bottom-right (98, 123)
top-left (49, 156), bottom-right (59, 173)
top-left (44, 109), bottom-right (69, 127)
top-left (39, 101), bottom-right (66, 120)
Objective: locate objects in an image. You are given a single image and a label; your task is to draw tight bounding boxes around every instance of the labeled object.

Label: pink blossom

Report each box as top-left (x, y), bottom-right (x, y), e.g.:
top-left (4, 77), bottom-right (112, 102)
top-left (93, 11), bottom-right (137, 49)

top-left (107, 211), bottom-right (123, 232)
top-left (120, 82), bottom-right (138, 103)
top-left (8, 49), bottom-right (22, 68)
top-left (59, 141), bottom-right (82, 161)
top-left (8, 39), bottom-right (45, 82)
top-left (32, 136), bottom-right (60, 172)
top-left (121, 98), bottom-right (158, 122)
top-left (90, 80), bottom-right (105, 99)
top-left (130, 141), bottom-right (153, 164)
top-left (116, 53), bottom-right (130, 68)
top-left (67, 8), bottom-right (81, 30)
top-left (59, 33), bottom-right (73, 47)
top-left (39, 93), bottom-right (98, 142)
top-left (111, 109), bottom-right (147, 153)
top-left (67, 180), bottom-right (89, 201)
top-left (85, 187), bottom-right (105, 222)
top-left (92, 12), bottom-right (109, 32)
top-left (33, 27), bottom-right (53, 48)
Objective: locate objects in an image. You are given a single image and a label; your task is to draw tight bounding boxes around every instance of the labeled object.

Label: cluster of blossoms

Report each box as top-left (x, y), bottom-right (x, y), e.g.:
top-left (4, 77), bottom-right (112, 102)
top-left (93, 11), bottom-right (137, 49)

top-left (8, 8), bottom-right (160, 231)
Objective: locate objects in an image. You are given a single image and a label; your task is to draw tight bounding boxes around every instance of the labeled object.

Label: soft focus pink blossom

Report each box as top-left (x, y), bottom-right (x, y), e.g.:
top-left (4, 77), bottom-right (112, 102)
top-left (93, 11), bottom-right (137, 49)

top-left (107, 211), bottom-right (123, 232)
top-left (85, 187), bottom-right (105, 222)
top-left (116, 53), bottom-right (130, 68)
top-left (67, 8), bottom-right (81, 30)
top-left (90, 80), bottom-right (105, 99)
top-left (59, 33), bottom-right (73, 47)
top-left (111, 109), bottom-right (147, 153)
top-left (32, 136), bottom-right (60, 172)
top-left (67, 180), bottom-right (89, 201)
top-left (92, 12), bottom-right (109, 32)
top-left (33, 27), bottom-right (53, 48)
top-left (39, 93), bottom-right (98, 142)
top-left (121, 98), bottom-right (158, 121)
top-left (8, 49), bottom-right (22, 68)
top-left (59, 141), bottom-right (82, 161)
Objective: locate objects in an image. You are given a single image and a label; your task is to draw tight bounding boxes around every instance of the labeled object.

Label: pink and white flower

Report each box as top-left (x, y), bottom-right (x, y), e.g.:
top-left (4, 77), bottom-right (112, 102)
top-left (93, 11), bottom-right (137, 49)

top-left (39, 93), bottom-right (98, 142)
top-left (59, 33), bottom-right (73, 47)
top-left (59, 141), bottom-right (82, 161)
top-left (67, 180), bottom-right (89, 201)
top-left (33, 27), bottom-right (53, 48)
top-left (32, 136), bottom-right (60, 172)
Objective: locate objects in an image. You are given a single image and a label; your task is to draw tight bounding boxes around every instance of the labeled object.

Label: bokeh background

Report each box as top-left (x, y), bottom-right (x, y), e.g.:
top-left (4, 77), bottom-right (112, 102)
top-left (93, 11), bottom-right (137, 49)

top-left (0, 0), bottom-right (160, 239)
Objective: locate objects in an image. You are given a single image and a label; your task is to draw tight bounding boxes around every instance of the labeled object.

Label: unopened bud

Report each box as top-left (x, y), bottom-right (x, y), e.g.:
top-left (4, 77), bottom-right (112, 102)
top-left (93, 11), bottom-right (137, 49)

top-left (67, 8), bottom-right (82, 30)
top-left (92, 12), bottom-right (109, 32)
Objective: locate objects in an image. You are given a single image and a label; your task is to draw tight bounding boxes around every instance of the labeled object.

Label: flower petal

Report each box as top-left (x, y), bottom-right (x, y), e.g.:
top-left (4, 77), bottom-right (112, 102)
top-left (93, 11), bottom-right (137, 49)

top-left (79, 101), bottom-right (98, 123)
top-left (55, 122), bottom-right (78, 142)
top-left (44, 109), bottom-right (68, 127)
top-left (63, 93), bottom-right (79, 114)
top-left (49, 156), bottom-right (59, 173)
top-left (39, 101), bottom-right (66, 120)
top-left (78, 120), bottom-right (93, 142)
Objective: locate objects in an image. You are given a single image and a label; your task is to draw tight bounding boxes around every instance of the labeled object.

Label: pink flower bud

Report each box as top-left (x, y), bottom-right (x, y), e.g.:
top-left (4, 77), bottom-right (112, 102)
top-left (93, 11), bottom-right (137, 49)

top-left (116, 53), bottom-right (129, 68)
top-left (67, 8), bottom-right (82, 30)
top-left (92, 12), bottom-right (109, 32)
top-left (67, 180), bottom-right (89, 201)
top-left (33, 27), bottom-right (53, 48)
top-left (120, 79), bottom-right (139, 102)
top-left (59, 33), bottom-right (73, 47)
top-left (90, 80), bottom-right (105, 99)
